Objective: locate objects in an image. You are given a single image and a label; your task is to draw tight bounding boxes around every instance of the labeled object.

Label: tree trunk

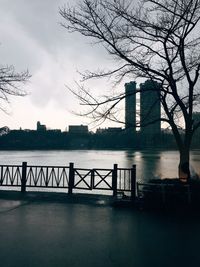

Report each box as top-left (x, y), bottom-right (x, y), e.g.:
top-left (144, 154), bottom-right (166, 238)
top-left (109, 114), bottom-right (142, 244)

top-left (178, 146), bottom-right (191, 182)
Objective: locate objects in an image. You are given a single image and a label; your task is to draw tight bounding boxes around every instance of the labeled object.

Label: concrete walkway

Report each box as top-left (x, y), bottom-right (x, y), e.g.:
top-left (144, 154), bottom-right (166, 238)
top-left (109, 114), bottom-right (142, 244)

top-left (0, 191), bottom-right (200, 267)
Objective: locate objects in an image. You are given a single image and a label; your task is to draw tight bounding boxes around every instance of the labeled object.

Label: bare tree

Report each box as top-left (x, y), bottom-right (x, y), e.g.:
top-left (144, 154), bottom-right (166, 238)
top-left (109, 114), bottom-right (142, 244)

top-left (60, 0), bottom-right (200, 181)
top-left (0, 65), bottom-right (30, 113)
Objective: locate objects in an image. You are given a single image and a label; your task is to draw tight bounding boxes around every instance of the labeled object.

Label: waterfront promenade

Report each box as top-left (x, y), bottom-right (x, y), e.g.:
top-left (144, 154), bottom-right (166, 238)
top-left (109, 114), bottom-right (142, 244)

top-left (0, 192), bottom-right (200, 267)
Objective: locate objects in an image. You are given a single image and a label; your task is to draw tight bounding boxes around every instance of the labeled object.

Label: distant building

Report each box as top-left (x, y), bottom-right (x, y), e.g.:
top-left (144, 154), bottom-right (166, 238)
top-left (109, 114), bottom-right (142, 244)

top-left (68, 125), bottom-right (88, 134)
top-left (47, 129), bottom-right (61, 134)
top-left (140, 80), bottom-right (161, 136)
top-left (125, 81), bottom-right (136, 132)
top-left (96, 127), bottom-right (122, 134)
top-left (193, 112), bottom-right (200, 127)
top-left (192, 112), bottom-right (200, 147)
top-left (37, 121), bottom-right (46, 132)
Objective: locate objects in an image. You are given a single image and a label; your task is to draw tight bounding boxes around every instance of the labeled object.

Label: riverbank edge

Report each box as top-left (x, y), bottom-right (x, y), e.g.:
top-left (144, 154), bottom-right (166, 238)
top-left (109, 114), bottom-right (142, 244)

top-left (0, 190), bottom-right (124, 206)
top-left (1, 190), bottom-right (200, 217)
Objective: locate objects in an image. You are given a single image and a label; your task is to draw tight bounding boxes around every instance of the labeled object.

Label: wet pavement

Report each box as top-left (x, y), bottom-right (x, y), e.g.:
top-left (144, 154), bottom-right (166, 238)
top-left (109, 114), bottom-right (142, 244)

top-left (0, 192), bottom-right (200, 267)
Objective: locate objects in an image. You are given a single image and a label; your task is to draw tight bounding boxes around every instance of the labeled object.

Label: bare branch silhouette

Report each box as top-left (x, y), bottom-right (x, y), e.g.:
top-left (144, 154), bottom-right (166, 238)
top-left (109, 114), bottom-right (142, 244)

top-left (0, 65), bottom-right (30, 112)
top-left (60, 0), bottom-right (200, 180)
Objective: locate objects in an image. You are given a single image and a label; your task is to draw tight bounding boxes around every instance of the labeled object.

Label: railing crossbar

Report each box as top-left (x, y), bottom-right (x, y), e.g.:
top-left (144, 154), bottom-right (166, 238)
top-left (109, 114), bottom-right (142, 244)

top-left (74, 170), bottom-right (92, 189)
top-left (93, 170), bottom-right (112, 189)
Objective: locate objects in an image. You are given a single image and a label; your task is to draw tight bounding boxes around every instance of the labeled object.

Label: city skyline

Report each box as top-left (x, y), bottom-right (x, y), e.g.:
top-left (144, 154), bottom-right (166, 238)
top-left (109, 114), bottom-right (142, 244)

top-left (0, 0), bottom-right (128, 131)
top-left (3, 78), bottom-right (161, 133)
top-left (0, 0), bottom-right (192, 134)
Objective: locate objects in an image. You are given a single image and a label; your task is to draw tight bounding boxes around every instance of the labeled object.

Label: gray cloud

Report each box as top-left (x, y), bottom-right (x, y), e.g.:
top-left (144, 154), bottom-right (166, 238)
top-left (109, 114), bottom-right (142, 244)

top-left (0, 0), bottom-right (119, 129)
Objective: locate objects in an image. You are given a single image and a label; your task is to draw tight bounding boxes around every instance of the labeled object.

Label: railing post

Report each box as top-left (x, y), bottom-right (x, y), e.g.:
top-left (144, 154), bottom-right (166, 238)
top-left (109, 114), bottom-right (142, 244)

top-left (21, 162), bottom-right (27, 193)
top-left (0, 166), bottom-right (3, 185)
top-left (91, 169), bottom-right (95, 190)
top-left (112, 164), bottom-right (118, 197)
top-left (68, 162), bottom-right (74, 194)
top-left (131, 165), bottom-right (136, 202)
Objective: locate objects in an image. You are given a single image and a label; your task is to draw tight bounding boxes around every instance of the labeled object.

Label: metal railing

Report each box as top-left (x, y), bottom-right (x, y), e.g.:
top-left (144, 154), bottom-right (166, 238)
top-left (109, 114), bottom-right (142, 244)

top-left (0, 165), bottom-right (22, 187)
top-left (26, 165), bottom-right (69, 188)
top-left (0, 162), bottom-right (136, 200)
top-left (137, 182), bottom-right (191, 204)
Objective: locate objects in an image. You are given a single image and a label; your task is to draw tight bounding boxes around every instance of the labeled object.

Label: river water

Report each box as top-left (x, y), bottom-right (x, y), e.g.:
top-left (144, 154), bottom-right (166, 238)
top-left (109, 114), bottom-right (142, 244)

top-left (0, 149), bottom-right (199, 182)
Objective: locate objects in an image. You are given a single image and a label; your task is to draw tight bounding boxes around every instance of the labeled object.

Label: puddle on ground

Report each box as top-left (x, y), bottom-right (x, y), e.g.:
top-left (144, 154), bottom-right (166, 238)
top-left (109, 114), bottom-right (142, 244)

top-left (0, 200), bottom-right (27, 212)
top-left (96, 200), bottom-right (107, 205)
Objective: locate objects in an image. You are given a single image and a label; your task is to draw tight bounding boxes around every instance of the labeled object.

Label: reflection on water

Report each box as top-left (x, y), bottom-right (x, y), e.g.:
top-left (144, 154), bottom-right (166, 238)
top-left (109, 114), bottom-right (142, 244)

top-left (0, 149), bottom-right (199, 182)
top-left (125, 150), bottom-right (163, 181)
top-left (125, 150), bottom-right (200, 181)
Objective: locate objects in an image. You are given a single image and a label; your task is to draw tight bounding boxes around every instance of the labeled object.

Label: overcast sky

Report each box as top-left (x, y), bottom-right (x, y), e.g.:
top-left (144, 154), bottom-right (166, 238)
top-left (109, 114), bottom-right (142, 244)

top-left (0, 0), bottom-right (124, 131)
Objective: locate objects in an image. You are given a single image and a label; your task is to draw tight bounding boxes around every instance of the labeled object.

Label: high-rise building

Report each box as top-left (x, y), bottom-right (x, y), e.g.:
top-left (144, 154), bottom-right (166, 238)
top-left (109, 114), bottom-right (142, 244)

top-left (125, 81), bottom-right (136, 132)
top-left (140, 80), bottom-right (161, 136)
